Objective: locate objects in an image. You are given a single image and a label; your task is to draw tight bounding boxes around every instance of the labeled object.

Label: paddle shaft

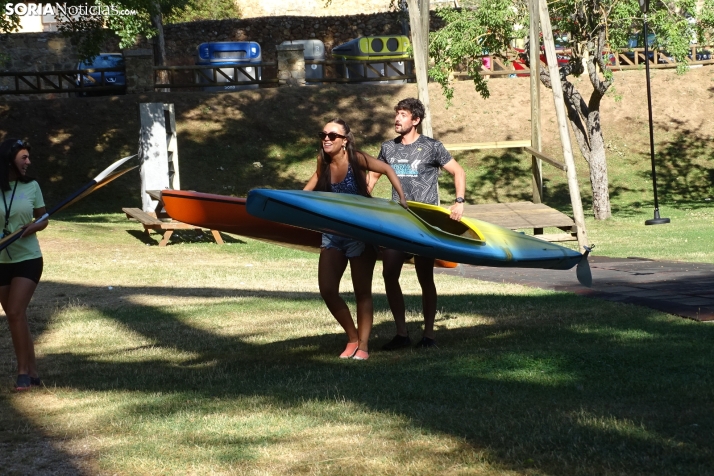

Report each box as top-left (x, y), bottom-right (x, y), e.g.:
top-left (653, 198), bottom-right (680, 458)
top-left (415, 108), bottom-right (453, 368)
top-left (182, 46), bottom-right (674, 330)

top-left (0, 155), bottom-right (138, 253)
top-left (0, 179), bottom-right (97, 252)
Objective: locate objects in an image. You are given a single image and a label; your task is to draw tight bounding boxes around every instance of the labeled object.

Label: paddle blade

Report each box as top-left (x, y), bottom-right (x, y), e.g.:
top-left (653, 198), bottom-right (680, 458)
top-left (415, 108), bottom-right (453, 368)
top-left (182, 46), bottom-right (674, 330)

top-left (56, 164), bottom-right (139, 214)
top-left (0, 156), bottom-right (139, 254)
top-left (94, 154), bottom-right (137, 182)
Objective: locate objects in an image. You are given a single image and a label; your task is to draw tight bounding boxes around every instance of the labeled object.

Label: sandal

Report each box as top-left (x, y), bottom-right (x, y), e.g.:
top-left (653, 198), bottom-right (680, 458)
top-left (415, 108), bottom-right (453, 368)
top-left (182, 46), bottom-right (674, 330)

top-left (339, 342), bottom-right (359, 359)
top-left (14, 374), bottom-right (32, 391)
top-left (352, 349), bottom-right (369, 360)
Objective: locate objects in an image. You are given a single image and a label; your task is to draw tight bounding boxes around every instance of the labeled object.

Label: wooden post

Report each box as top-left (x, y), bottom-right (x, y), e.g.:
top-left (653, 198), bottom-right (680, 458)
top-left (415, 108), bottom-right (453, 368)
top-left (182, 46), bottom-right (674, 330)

top-left (406, 0), bottom-right (433, 137)
top-left (537, 0), bottom-right (589, 251)
top-left (528, 0), bottom-right (543, 206)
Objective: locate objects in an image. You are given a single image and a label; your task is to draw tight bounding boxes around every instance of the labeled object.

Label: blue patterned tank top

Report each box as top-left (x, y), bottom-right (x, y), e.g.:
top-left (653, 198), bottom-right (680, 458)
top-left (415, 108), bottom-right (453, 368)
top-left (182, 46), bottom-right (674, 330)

top-left (330, 164), bottom-right (360, 195)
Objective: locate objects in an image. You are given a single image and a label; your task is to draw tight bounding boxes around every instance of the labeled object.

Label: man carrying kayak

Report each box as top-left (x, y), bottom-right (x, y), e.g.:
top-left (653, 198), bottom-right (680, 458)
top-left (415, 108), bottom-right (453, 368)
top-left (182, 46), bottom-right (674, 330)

top-left (369, 97), bottom-right (466, 350)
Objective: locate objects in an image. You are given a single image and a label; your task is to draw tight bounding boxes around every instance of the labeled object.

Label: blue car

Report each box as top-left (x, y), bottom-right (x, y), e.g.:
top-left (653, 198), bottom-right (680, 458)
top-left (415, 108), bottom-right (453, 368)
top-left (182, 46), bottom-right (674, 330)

top-left (689, 48), bottom-right (711, 61)
top-left (76, 53), bottom-right (126, 96)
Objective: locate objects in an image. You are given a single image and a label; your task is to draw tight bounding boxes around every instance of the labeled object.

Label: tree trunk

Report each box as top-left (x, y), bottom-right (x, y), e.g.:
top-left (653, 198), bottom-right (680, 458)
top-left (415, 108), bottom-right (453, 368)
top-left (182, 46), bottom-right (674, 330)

top-left (150, 1), bottom-right (168, 92)
top-left (150, 1), bottom-right (166, 67)
top-left (539, 65), bottom-right (613, 220)
top-left (586, 104), bottom-right (612, 220)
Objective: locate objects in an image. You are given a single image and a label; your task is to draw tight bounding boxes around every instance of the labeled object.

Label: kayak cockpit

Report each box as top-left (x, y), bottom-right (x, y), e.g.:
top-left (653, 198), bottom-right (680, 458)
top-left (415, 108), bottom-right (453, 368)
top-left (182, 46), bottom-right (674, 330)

top-left (408, 204), bottom-right (485, 242)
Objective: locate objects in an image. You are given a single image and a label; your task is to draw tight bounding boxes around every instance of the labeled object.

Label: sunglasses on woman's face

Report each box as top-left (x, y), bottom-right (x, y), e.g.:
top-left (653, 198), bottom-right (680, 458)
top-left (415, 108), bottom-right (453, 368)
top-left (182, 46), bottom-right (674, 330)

top-left (11, 139), bottom-right (28, 152)
top-left (318, 132), bottom-right (346, 141)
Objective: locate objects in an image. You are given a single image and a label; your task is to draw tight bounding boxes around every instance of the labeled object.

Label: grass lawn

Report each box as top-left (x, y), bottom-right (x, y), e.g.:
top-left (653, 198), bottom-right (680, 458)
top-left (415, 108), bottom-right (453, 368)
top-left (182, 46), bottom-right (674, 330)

top-left (1, 71), bottom-right (713, 474)
top-left (1, 215), bottom-right (713, 475)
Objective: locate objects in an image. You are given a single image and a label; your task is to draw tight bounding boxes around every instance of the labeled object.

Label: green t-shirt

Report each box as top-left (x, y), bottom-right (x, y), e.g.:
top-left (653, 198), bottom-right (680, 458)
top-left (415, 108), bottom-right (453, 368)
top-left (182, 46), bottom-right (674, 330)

top-left (0, 180), bottom-right (45, 263)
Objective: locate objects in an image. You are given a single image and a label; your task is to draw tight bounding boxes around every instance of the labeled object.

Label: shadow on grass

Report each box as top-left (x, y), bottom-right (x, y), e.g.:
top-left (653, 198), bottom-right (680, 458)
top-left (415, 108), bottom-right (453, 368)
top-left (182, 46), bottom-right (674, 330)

top-left (466, 151), bottom-right (533, 204)
top-left (641, 119), bottom-right (714, 209)
top-left (0, 402), bottom-right (87, 475)
top-left (5, 281), bottom-right (713, 474)
top-left (545, 180), bottom-right (646, 218)
top-left (124, 229), bottom-right (244, 246)
top-left (446, 148), bottom-right (643, 218)
top-left (1, 86), bottom-right (426, 216)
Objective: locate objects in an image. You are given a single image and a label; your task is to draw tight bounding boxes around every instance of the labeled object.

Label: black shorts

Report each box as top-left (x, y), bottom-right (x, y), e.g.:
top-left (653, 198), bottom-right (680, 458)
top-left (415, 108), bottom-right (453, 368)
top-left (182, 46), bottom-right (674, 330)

top-left (0, 257), bottom-right (44, 286)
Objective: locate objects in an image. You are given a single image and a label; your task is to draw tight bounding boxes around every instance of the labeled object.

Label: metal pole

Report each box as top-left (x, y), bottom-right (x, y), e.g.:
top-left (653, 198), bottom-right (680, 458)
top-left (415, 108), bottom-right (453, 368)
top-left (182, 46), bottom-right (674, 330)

top-left (642, 15), bottom-right (670, 225)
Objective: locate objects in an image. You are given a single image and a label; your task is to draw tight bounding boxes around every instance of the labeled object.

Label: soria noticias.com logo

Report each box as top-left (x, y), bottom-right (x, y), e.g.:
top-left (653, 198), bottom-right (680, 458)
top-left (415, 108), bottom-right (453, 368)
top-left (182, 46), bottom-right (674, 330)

top-left (4, 3), bottom-right (138, 17)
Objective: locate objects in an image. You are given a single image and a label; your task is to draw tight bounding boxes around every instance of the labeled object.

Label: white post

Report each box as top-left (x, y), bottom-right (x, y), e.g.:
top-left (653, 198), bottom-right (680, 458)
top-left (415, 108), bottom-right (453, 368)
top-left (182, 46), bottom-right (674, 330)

top-left (139, 103), bottom-right (180, 212)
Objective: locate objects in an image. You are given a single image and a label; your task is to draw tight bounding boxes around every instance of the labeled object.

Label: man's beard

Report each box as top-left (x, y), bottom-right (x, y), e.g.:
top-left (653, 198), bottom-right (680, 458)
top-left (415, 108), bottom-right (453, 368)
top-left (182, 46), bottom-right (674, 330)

top-left (397, 123), bottom-right (414, 135)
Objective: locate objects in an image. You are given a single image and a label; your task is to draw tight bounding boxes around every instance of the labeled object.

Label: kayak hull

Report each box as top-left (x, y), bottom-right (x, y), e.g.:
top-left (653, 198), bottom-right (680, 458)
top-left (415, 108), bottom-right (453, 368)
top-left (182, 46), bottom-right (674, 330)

top-left (161, 189), bottom-right (321, 252)
top-left (160, 190), bottom-right (458, 269)
top-left (246, 189), bottom-right (583, 270)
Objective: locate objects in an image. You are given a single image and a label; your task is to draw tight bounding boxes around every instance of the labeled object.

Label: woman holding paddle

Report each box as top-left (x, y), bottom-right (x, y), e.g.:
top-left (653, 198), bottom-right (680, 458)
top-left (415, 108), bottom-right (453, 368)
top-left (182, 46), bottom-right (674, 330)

top-left (0, 138), bottom-right (48, 390)
top-left (304, 118), bottom-right (407, 361)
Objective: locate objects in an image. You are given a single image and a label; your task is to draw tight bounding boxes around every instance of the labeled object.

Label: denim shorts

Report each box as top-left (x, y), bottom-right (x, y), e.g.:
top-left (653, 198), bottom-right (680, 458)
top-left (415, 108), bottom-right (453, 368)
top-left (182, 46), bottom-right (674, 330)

top-left (321, 233), bottom-right (366, 258)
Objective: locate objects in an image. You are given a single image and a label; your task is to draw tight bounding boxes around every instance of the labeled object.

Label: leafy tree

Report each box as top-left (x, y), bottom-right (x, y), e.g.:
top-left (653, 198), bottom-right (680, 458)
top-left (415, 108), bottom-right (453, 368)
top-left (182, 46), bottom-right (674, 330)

top-left (1, 1), bottom-right (20, 34)
top-left (55, 0), bottom-right (197, 65)
top-left (429, 0), bottom-right (714, 219)
top-left (1, 1), bottom-right (20, 66)
top-left (165, 0), bottom-right (241, 23)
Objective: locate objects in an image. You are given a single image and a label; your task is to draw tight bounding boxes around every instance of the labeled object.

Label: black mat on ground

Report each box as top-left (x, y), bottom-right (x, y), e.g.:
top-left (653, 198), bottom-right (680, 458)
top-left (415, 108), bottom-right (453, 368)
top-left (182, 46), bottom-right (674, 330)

top-left (435, 256), bottom-right (714, 322)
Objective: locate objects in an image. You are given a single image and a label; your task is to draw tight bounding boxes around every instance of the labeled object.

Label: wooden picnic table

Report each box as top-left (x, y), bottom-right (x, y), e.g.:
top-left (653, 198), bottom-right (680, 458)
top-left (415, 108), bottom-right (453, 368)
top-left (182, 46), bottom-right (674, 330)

top-left (461, 201), bottom-right (577, 242)
top-left (122, 190), bottom-right (223, 246)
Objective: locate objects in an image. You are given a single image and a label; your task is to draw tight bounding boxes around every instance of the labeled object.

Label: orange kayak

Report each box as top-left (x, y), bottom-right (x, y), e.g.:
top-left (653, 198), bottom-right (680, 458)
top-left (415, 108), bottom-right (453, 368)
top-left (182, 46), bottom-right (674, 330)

top-left (161, 189), bottom-right (320, 252)
top-left (160, 189), bottom-right (458, 269)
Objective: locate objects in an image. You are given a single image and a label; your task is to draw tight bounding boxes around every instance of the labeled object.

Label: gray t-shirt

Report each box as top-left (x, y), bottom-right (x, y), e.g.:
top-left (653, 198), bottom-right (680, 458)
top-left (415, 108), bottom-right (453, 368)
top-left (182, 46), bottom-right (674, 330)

top-left (377, 135), bottom-right (453, 205)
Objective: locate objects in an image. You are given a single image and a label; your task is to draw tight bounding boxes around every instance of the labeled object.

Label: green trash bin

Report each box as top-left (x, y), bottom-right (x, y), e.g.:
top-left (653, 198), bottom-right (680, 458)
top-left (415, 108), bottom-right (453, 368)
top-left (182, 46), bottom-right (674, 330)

top-left (332, 36), bottom-right (412, 84)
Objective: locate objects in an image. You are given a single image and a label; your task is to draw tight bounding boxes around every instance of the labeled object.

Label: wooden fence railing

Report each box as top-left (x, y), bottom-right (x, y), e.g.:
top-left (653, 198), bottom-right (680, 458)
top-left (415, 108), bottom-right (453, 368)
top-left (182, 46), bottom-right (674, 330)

top-left (464, 43), bottom-right (714, 78)
top-left (304, 59), bottom-right (415, 83)
top-left (1, 44), bottom-right (711, 96)
top-left (0, 67), bottom-right (125, 95)
top-left (153, 60), bottom-right (414, 89)
top-left (153, 63), bottom-right (278, 90)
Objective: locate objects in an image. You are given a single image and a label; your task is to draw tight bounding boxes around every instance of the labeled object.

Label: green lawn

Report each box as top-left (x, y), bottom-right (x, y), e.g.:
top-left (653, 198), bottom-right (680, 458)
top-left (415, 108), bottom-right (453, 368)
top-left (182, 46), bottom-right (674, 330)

top-left (1, 216), bottom-right (713, 475)
top-left (1, 77), bottom-right (713, 474)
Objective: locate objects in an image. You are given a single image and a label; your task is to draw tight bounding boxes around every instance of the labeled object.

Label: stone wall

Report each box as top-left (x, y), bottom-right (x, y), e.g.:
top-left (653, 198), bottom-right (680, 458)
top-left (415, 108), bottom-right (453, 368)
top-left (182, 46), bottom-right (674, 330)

top-left (0, 33), bottom-right (119, 72)
top-left (1, 12), bottom-right (443, 68)
top-left (0, 12), bottom-right (445, 98)
top-left (0, 33), bottom-right (120, 97)
top-left (161, 12), bottom-right (442, 65)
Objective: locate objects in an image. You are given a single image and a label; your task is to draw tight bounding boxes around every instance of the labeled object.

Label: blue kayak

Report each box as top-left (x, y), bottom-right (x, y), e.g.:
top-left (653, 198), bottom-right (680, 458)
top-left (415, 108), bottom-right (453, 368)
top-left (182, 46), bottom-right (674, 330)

top-left (246, 189), bottom-right (586, 271)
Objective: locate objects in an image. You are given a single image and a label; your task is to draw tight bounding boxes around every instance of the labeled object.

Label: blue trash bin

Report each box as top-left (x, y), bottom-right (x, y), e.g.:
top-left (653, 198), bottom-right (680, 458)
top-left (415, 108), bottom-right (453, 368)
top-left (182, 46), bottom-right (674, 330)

top-left (280, 39), bottom-right (325, 85)
top-left (195, 41), bottom-right (262, 92)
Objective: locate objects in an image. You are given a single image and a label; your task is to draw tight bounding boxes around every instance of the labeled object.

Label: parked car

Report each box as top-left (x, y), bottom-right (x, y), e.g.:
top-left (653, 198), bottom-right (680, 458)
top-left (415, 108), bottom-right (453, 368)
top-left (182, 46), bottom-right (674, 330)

top-left (689, 48), bottom-right (712, 61)
top-left (75, 53), bottom-right (126, 96)
top-left (512, 33), bottom-right (573, 76)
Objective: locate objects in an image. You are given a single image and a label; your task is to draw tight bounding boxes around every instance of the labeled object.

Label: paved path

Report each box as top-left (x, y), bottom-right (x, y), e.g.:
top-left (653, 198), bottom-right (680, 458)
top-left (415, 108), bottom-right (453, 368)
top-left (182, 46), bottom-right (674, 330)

top-left (435, 256), bottom-right (714, 322)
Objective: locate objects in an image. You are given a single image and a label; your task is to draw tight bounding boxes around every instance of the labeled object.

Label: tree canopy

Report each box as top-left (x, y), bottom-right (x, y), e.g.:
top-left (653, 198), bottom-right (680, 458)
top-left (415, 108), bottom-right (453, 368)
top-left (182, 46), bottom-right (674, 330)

top-left (431, 0), bottom-right (714, 104)
top-left (55, 0), bottom-right (241, 62)
top-left (1, 1), bottom-right (20, 34)
top-left (428, 0), bottom-right (714, 219)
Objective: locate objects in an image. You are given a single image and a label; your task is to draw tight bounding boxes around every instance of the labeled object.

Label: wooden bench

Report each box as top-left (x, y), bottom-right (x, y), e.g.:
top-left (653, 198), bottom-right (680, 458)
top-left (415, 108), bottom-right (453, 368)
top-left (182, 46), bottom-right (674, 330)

top-left (122, 207), bottom-right (224, 246)
top-left (461, 201), bottom-right (577, 242)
